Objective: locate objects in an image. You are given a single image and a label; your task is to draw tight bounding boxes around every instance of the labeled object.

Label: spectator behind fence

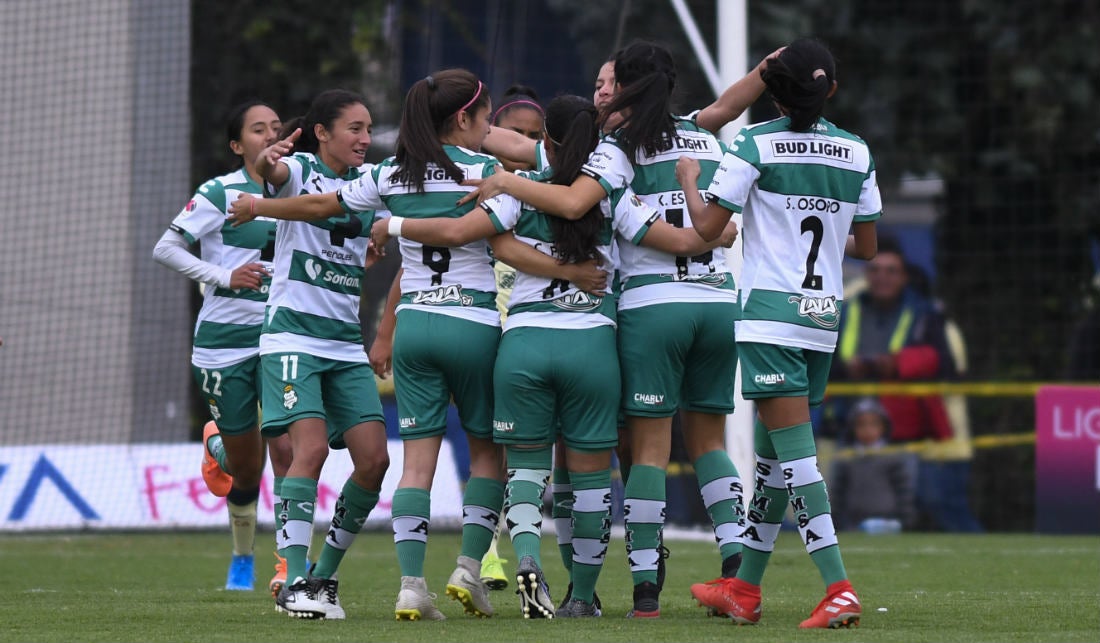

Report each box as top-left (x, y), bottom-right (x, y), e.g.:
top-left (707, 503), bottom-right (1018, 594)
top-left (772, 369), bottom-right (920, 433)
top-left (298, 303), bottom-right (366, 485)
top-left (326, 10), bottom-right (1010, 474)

top-left (829, 236), bottom-right (982, 532)
top-left (830, 397), bottom-right (917, 532)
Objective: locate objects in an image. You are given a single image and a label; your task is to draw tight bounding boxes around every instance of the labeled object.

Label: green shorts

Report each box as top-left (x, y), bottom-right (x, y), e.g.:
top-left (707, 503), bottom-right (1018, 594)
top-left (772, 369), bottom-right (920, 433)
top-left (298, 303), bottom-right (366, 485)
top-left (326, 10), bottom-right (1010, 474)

top-left (618, 301), bottom-right (738, 417)
top-left (259, 352), bottom-right (385, 449)
top-left (191, 356), bottom-right (262, 435)
top-left (392, 309), bottom-right (500, 439)
top-left (493, 325), bottom-right (619, 451)
top-left (738, 342), bottom-right (834, 407)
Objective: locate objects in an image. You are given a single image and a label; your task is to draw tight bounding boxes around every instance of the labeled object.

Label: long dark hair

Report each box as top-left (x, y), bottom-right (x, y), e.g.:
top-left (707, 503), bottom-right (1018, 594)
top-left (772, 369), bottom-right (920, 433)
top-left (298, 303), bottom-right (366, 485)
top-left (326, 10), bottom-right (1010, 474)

top-left (544, 95), bottom-right (604, 264)
top-left (224, 99), bottom-right (275, 167)
top-left (278, 89), bottom-right (365, 154)
top-left (763, 38), bottom-right (836, 132)
top-left (602, 40), bottom-right (679, 160)
top-left (393, 68), bottom-right (489, 192)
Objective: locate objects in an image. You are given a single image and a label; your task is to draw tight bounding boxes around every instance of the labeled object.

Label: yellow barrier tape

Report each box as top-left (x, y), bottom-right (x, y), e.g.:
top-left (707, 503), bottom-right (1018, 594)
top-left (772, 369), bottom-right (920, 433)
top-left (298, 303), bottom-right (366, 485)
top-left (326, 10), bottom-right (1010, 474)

top-left (831, 432), bottom-right (1035, 460)
top-left (823, 381), bottom-right (1077, 397)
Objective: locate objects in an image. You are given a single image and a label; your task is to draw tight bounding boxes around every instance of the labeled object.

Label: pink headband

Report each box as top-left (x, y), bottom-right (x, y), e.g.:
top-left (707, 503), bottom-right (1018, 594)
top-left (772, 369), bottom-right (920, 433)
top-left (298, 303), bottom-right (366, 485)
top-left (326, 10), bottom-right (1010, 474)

top-left (455, 81), bottom-right (484, 117)
top-left (492, 99), bottom-right (544, 123)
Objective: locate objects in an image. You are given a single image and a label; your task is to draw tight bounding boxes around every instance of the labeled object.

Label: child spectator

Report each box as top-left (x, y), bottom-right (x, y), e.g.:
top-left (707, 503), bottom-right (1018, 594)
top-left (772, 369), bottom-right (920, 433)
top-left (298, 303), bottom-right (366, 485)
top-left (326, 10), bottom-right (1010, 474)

top-left (830, 397), bottom-right (917, 533)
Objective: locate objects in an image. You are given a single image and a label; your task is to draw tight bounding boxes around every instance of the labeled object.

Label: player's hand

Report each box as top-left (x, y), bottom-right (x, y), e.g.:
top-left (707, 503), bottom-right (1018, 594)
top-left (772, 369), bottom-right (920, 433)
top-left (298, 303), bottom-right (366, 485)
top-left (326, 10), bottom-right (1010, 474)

top-left (562, 259), bottom-right (608, 296)
top-left (370, 218), bottom-right (392, 251)
top-left (757, 46), bottom-right (785, 76)
top-left (675, 156), bottom-right (701, 190)
top-left (229, 262), bottom-right (269, 290)
top-left (226, 193), bottom-right (257, 226)
top-left (457, 171), bottom-right (509, 206)
top-left (718, 221), bottom-right (739, 248)
top-left (368, 336), bottom-right (393, 379)
top-left (258, 128), bottom-right (300, 168)
top-left (364, 239), bottom-right (385, 270)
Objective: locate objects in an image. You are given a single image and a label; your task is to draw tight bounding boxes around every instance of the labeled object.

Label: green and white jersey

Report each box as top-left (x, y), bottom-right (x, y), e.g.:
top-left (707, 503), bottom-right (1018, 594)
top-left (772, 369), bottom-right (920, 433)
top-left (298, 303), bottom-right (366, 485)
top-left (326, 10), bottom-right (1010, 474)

top-left (486, 167), bottom-right (657, 333)
top-left (708, 116), bottom-right (883, 352)
top-left (169, 168), bottom-right (275, 369)
top-left (338, 145), bottom-right (520, 328)
top-left (261, 152), bottom-right (377, 363)
top-left (581, 115), bottom-right (737, 311)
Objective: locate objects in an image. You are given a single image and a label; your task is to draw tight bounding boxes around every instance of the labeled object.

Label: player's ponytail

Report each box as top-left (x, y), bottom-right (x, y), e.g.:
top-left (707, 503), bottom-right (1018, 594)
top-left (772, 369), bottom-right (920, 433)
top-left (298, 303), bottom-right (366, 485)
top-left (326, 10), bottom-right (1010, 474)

top-left (545, 95), bottom-right (603, 264)
top-left (393, 68), bottom-right (489, 192)
top-left (603, 40), bottom-right (679, 160)
top-left (763, 38), bottom-right (836, 132)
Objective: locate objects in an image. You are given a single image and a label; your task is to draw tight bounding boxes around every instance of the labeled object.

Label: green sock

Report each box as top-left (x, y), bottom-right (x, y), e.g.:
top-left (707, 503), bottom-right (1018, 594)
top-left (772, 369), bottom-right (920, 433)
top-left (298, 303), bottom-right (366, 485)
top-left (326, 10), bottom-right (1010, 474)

top-left (504, 446), bottom-right (552, 565)
top-left (272, 476), bottom-right (285, 534)
top-left (460, 477), bottom-right (505, 561)
top-left (551, 467), bottom-right (574, 573)
top-left (736, 420), bottom-right (787, 586)
top-left (693, 449), bottom-right (745, 562)
top-left (206, 433), bottom-right (230, 472)
top-left (277, 477), bottom-right (317, 583)
top-left (568, 469), bottom-right (611, 603)
top-left (312, 479), bottom-right (379, 579)
top-left (623, 464), bottom-right (666, 586)
top-left (770, 422), bottom-right (848, 587)
top-left (391, 487), bottom-right (431, 578)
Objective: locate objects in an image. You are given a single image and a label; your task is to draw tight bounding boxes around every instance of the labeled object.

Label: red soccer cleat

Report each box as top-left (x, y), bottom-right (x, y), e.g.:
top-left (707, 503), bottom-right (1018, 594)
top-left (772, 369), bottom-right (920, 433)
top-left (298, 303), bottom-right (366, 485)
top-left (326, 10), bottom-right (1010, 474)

top-left (201, 420), bottom-right (233, 497)
top-left (799, 580), bottom-right (861, 629)
top-left (690, 577), bottom-right (761, 624)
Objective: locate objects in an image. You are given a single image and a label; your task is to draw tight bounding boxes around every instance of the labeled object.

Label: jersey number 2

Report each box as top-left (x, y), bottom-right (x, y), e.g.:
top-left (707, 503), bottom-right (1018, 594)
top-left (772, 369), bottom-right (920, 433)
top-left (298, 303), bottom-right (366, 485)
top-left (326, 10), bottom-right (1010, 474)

top-left (800, 216), bottom-right (824, 290)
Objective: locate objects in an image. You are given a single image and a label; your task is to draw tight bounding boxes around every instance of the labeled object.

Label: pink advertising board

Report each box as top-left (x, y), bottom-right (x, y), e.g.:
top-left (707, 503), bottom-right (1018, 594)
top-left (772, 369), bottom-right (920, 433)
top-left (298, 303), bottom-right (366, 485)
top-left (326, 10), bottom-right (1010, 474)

top-left (1035, 385), bottom-right (1100, 533)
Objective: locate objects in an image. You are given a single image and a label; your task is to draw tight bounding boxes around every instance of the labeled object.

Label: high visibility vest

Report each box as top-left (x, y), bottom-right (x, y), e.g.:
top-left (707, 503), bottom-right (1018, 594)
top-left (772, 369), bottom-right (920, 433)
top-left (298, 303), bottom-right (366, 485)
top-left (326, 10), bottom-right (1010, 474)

top-left (838, 298), bottom-right (914, 361)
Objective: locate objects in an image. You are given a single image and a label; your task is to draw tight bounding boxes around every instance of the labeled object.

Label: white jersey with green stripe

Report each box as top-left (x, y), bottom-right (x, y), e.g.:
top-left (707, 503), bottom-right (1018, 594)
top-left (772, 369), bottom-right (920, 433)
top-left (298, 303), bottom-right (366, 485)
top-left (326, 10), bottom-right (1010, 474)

top-left (708, 116), bottom-right (883, 352)
top-left (338, 145), bottom-right (520, 327)
top-left (261, 153), bottom-right (377, 363)
top-left (581, 115), bottom-right (737, 311)
top-left (169, 168), bottom-right (276, 369)
top-left (487, 167), bottom-right (657, 332)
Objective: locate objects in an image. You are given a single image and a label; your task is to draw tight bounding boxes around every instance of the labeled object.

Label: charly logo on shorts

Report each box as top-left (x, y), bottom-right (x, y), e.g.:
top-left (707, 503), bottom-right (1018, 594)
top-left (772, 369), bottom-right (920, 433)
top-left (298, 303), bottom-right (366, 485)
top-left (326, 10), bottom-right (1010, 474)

top-left (753, 373), bottom-right (786, 385)
top-left (282, 384), bottom-right (298, 410)
top-left (551, 291), bottom-right (602, 312)
top-left (493, 420), bottom-right (515, 433)
top-left (787, 294), bottom-right (840, 329)
top-left (207, 398), bottom-right (221, 421)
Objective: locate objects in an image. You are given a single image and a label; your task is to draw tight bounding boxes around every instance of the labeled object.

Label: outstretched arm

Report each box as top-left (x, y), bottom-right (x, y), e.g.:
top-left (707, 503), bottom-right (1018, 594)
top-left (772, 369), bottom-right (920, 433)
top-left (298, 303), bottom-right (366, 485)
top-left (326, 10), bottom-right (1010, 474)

top-left (458, 172), bottom-right (606, 221)
top-left (695, 48), bottom-right (782, 134)
top-left (482, 126), bottom-right (539, 168)
top-left (640, 219), bottom-right (738, 256)
top-left (227, 191), bottom-right (343, 226)
top-left (488, 233), bottom-right (608, 296)
top-left (371, 207), bottom-right (500, 249)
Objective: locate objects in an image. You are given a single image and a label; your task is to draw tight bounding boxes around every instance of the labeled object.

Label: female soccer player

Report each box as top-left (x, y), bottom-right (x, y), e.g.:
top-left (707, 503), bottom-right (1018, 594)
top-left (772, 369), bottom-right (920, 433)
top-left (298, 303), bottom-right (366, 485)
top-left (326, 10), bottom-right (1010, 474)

top-left (368, 94), bottom-right (737, 619)
top-left (230, 70), bottom-right (554, 622)
top-left (152, 100), bottom-right (293, 594)
top-left (459, 40), bottom-right (775, 618)
top-left (676, 37), bottom-right (879, 628)
top-left (244, 89), bottom-right (390, 620)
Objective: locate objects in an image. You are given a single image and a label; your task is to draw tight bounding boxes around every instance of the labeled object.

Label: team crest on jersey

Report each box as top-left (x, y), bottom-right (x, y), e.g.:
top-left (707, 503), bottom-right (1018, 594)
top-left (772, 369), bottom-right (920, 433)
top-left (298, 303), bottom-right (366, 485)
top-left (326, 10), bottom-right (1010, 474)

top-left (412, 285), bottom-right (474, 306)
top-left (788, 295), bottom-right (840, 329)
top-left (282, 384), bottom-right (299, 410)
top-left (498, 271), bottom-right (515, 290)
top-left (551, 291), bottom-right (602, 312)
top-left (207, 399), bottom-right (221, 421)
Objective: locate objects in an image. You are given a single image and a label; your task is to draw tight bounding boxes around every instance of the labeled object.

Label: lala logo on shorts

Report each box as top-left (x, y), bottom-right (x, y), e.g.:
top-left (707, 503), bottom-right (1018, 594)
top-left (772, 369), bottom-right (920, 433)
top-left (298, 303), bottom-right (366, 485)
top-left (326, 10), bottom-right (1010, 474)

top-left (411, 285), bottom-right (474, 306)
top-left (551, 291), bottom-right (602, 312)
top-left (787, 294), bottom-right (840, 329)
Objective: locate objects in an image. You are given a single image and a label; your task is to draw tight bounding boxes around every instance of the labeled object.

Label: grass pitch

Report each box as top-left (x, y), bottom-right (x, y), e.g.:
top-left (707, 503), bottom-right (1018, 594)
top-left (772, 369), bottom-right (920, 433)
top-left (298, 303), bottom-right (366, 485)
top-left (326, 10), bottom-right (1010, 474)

top-left (3, 530), bottom-right (1096, 642)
